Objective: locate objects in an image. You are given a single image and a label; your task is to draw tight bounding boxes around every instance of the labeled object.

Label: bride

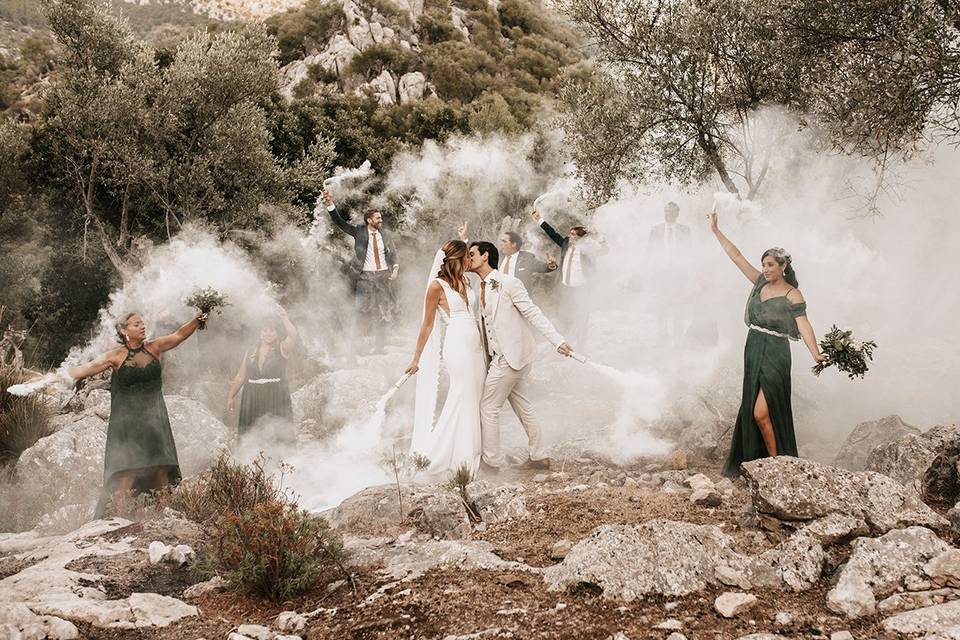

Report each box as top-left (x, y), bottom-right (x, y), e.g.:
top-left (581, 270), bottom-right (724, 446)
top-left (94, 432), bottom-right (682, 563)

top-left (404, 240), bottom-right (486, 477)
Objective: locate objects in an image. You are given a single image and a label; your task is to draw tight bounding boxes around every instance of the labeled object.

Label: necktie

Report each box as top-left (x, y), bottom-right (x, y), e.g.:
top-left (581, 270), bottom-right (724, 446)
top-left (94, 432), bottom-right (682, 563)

top-left (480, 280), bottom-right (487, 307)
top-left (371, 231), bottom-right (382, 270)
top-left (502, 255), bottom-right (511, 275)
top-left (564, 247), bottom-right (575, 286)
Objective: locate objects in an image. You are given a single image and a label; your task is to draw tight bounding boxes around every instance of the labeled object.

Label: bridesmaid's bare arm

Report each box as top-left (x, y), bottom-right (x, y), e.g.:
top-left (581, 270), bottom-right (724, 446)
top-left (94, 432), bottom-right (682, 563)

top-left (709, 212), bottom-right (761, 284)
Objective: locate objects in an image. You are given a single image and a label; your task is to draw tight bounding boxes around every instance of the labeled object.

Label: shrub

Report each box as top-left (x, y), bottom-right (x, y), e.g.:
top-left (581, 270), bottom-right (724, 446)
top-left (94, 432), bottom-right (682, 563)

top-left (0, 364), bottom-right (54, 467)
top-left (416, 10), bottom-right (463, 44)
top-left (211, 498), bottom-right (348, 601)
top-left (346, 43), bottom-right (419, 80)
top-left (267, 0), bottom-right (347, 65)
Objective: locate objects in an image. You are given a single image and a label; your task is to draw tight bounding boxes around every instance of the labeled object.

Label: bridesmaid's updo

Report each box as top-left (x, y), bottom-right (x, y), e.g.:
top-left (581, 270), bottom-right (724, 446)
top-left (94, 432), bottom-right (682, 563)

top-left (762, 247), bottom-right (799, 287)
top-left (115, 312), bottom-right (139, 345)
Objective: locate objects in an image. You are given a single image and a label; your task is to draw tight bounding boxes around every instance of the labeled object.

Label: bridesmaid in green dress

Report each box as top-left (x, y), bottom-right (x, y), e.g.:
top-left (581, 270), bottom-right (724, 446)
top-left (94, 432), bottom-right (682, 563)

top-left (66, 311), bottom-right (208, 516)
top-left (708, 212), bottom-right (826, 477)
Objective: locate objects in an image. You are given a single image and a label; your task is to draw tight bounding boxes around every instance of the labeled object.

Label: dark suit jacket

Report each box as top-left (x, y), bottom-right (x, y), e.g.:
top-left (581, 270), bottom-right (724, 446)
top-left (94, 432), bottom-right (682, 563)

top-left (328, 205), bottom-right (398, 273)
top-left (539, 220), bottom-right (593, 282)
top-left (503, 250), bottom-right (555, 289)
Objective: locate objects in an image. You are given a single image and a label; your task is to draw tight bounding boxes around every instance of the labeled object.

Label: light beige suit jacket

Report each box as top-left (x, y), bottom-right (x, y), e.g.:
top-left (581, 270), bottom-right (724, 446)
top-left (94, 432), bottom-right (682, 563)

top-left (477, 270), bottom-right (564, 371)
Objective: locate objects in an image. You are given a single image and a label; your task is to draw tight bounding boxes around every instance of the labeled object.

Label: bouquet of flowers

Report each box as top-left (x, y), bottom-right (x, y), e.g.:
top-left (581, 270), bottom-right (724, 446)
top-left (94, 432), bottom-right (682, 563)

top-left (184, 287), bottom-right (230, 330)
top-left (813, 325), bottom-right (877, 379)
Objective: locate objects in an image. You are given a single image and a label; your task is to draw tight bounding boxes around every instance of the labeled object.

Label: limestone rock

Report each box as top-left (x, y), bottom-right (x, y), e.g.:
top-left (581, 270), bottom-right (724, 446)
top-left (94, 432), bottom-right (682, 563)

top-left (799, 513), bottom-right (869, 546)
top-left (830, 633), bottom-right (854, 640)
top-left (364, 69), bottom-right (397, 105)
top-left (837, 414), bottom-right (920, 472)
top-left (828, 527), bottom-right (951, 618)
top-left (542, 520), bottom-right (745, 600)
top-left (467, 481), bottom-right (527, 523)
top-left (550, 539), bottom-right (573, 560)
top-left (866, 424), bottom-right (960, 497)
top-left (398, 72), bottom-right (428, 103)
top-left (882, 599), bottom-right (960, 635)
top-left (877, 588), bottom-right (959, 613)
top-left (747, 529), bottom-right (826, 592)
top-left (715, 592), bottom-right (758, 618)
top-left (690, 487), bottom-right (722, 507)
top-left (276, 610), bottom-right (308, 632)
top-left (182, 576), bottom-right (228, 599)
top-left (926, 550), bottom-right (960, 587)
top-left (742, 456), bottom-right (948, 533)
top-left (685, 473), bottom-right (714, 491)
top-left (326, 483), bottom-right (470, 539)
top-left (236, 624), bottom-right (273, 640)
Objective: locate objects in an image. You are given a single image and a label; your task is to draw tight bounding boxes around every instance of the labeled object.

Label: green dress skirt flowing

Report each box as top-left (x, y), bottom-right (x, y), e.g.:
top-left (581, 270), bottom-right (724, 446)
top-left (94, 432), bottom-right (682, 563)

top-left (722, 276), bottom-right (808, 477)
top-left (94, 346), bottom-right (181, 516)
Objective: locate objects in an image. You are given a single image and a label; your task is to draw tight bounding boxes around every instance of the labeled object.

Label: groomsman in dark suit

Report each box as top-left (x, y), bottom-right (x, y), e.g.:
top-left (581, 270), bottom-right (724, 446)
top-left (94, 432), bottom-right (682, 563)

top-left (531, 209), bottom-right (593, 346)
top-left (647, 201), bottom-right (692, 345)
top-left (648, 201), bottom-right (691, 253)
top-left (322, 190), bottom-right (399, 352)
top-left (498, 231), bottom-right (556, 293)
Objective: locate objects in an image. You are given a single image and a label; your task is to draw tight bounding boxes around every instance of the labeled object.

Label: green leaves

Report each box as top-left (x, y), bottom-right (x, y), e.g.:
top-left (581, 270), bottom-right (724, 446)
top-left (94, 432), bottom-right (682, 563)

top-left (813, 324), bottom-right (878, 379)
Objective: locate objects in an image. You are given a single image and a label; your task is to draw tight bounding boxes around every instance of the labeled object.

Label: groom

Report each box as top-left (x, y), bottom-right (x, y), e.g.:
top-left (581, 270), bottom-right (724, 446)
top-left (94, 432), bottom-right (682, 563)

top-left (467, 241), bottom-right (574, 473)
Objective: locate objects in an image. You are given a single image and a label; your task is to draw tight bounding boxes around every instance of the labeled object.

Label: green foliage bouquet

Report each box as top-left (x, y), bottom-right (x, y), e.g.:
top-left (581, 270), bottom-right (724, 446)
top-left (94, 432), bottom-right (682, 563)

top-left (184, 287), bottom-right (230, 330)
top-left (813, 325), bottom-right (877, 379)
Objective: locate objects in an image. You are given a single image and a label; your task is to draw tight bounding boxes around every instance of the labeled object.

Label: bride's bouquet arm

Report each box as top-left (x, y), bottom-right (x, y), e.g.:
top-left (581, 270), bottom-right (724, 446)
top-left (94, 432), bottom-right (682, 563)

top-left (405, 282), bottom-right (444, 374)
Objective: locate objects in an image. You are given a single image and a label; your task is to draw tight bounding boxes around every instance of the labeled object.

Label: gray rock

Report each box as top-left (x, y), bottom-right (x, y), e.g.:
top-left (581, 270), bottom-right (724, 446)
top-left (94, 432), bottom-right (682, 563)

top-left (827, 527), bottom-right (951, 618)
top-left (742, 456), bottom-right (948, 533)
top-left (550, 539), bottom-right (573, 561)
top-left (748, 529), bottom-right (826, 591)
top-left (543, 520), bottom-right (745, 599)
top-left (715, 592), bottom-right (758, 618)
top-left (467, 481), bottom-right (527, 523)
top-left (773, 611), bottom-right (793, 625)
top-left (685, 473), bottom-right (715, 491)
top-left (182, 576), bottom-right (228, 599)
top-left (236, 624), bottom-right (272, 640)
top-left (735, 635), bottom-right (788, 640)
top-left (866, 424), bottom-right (960, 497)
top-left (652, 618), bottom-right (682, 629)
top-left (882, 599), bottom-right (960, 635)
top-left (326, 484), bottom-right (470, 539)
top-left (276, 610), bottom-right (308, 632)
top-left (398, 72), bottom-right (428, 103)
top-left (799, 513), bottom-right (869, 546)
top-left (926, 550), bottom-right (960, 587)
top-left (830, 632), bottom-right (854, 640)
top-left (877, 588), bottom-right (959, 613)
top-left (837, 415), bottom-right (920, 472)
top-left (690, 487), bottom-right (723, 507)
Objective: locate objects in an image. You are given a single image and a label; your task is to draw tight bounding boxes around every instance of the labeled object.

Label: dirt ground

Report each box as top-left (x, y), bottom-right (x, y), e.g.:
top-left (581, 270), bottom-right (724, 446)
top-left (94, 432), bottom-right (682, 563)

top-left (3, 460), bottom-right (924, 639)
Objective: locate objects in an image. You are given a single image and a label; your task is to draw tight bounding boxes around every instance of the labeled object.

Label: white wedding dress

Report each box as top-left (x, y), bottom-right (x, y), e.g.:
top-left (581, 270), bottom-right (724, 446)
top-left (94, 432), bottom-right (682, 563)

top-left (409, 275), bottom-right (486, 478)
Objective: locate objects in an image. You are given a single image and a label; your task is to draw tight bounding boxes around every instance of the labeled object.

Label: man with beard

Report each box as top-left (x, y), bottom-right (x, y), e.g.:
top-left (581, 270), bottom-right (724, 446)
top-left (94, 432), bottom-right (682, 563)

top-left (323, 190), bottom-right (399, 353)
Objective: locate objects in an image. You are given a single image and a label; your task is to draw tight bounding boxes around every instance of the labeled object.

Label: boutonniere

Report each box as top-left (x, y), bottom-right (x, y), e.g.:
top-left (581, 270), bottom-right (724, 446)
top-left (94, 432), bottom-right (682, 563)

top-left (489, 278), bottom-right (500, 290)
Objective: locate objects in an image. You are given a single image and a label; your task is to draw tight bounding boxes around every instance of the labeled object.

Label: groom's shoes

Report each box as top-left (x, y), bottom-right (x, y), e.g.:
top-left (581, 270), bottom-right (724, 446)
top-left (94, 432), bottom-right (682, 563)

top-left (518, 457), bottom-right (551, 471)
top-left (479, 461), bottom-right (502, 477)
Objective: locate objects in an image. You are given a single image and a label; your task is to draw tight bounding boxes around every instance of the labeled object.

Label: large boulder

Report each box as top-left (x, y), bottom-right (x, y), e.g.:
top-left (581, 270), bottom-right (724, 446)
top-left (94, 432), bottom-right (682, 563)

top-left (827, 527), bottom-right (952, 618)
top-left (398, 72), bottom-right (428, 103)
top-left (836, 415), bottom-right (919, 472)
top-left (542, 520), bottom-right (747, 599)
top-left (742, 456), bottom-right (948, 533)
top-left (325, 484), bottom-right (471, 539)
top-left (15, 395), bottom-right (229, 510)
top-left (866, 424), bottom-right (960, 494)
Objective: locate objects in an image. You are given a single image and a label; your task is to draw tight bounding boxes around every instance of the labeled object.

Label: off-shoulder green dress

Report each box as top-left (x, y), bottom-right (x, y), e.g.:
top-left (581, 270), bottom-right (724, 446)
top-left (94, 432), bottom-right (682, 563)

top-left (722, 276), bottom-right (807, 477)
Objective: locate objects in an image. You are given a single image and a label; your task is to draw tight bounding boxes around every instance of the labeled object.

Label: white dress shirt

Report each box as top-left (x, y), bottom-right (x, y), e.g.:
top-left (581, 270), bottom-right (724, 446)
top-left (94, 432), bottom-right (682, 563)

top-left (560, 244), bottom-right (585, 287)
top-left (362, 229), bottom-right (388, 272)
top-left (500, 252), bottom-right (519, 277)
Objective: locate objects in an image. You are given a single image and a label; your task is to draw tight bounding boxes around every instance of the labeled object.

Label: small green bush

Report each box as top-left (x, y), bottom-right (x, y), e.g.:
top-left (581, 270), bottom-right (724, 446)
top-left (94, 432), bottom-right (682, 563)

top-left (416, 10), bottom-right (463, 44)
top-left (346, 43), bottom-right (419, 80)
top-left (211, 498), bottom-right (347, 600)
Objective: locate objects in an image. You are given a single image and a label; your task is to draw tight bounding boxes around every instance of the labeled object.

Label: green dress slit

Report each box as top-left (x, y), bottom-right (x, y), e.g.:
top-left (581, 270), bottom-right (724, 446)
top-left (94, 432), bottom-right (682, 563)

top-left (722, 276), bottom-right (808, 477)
top-left (93, 346), bottom-right (181, 517)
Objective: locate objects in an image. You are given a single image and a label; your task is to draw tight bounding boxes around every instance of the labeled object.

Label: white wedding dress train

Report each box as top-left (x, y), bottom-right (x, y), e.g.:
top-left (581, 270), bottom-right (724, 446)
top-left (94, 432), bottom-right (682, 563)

top-left (409, 277), bottom-right (486, 478)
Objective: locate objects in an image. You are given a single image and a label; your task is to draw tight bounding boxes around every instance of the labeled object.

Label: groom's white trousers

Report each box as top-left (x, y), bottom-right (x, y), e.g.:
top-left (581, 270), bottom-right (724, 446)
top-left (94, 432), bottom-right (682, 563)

top-left (480, 355), bottom-right (547, 467)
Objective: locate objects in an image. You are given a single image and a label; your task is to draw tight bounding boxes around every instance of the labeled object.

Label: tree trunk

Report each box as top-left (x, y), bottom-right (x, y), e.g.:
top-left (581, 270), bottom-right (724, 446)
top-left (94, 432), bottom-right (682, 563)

top-left (80, 157), bottom-right (133, 282)
top-left (699, 135), bottom-right (740, 195)
top-left (118, 183), bottom-right (130, 249)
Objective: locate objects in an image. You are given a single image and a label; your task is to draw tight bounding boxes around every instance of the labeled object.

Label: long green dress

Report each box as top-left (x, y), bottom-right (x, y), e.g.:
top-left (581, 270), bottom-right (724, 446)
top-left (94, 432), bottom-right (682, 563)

top-left (94, 346), bottom-right (181, 517)
top-left (722, 276), bottom-right (807, 477)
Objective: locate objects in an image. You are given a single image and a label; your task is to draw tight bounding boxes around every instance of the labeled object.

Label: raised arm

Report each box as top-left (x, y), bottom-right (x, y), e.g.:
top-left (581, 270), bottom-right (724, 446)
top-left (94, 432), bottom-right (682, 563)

top-left (788, 289), bottom-right (827, 365)
top-left (531, 209), bottom-right (565, 248)
top-left (405, 281), bottom-right (443, 374)
top-left (505, 279), bottom-right (572, 355)
top-left (226, 351), bottom-right (248, 413)
top-left (276, 305), bottom-right (298, 355)
top-left (322, 190), bottom-right (355, 237)
top-left (709, 212), bottom-right (761, 284)
top-left (66, 347), bottom-right (125, 381)
top-left (150, 313), bottom-right (207, 354)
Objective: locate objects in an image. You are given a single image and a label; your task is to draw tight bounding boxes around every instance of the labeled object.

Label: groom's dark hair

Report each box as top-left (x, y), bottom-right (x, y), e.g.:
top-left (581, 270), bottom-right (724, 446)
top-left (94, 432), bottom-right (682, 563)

top-left (470, 241), bottom-right (499, 269)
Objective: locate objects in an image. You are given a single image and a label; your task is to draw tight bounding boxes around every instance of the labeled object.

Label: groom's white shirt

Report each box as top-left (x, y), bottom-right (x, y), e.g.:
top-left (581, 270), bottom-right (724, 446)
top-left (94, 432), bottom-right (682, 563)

top-left (478, 269), bottom-right (564, 371)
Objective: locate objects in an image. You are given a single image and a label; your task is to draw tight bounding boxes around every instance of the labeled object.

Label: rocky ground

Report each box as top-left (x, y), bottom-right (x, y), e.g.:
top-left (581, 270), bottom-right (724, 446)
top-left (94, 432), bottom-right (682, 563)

top-left (6, 427), bottom-right (960, 640)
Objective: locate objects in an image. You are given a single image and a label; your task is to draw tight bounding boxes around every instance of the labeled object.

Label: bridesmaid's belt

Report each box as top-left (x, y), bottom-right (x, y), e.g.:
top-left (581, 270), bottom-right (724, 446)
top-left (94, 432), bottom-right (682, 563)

top-left (749, 324), bottom-right (788, 339)
top-left (247, 378), bottom-right (281, 384)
